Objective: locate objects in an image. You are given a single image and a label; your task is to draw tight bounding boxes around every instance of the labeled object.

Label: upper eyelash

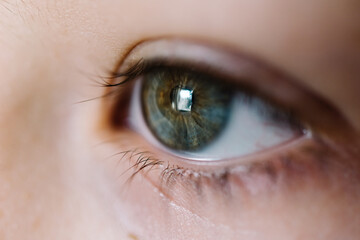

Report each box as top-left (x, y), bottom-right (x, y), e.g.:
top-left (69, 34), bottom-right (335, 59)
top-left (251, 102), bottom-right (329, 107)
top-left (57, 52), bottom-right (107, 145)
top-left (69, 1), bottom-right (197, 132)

top-left (103, 58), bottom-right (193, 88)
top-left (104, 58), bottom-right (251, 90)
top-left (104, 59), bottom-right (148, 88)
top-left (104, 58), bottom-right (302, 123)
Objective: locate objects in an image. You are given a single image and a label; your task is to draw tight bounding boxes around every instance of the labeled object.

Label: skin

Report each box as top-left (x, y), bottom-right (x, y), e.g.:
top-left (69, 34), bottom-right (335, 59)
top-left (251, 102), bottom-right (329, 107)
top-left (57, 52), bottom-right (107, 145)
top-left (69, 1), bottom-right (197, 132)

top-left (0, 0), bottom-right (359, 239)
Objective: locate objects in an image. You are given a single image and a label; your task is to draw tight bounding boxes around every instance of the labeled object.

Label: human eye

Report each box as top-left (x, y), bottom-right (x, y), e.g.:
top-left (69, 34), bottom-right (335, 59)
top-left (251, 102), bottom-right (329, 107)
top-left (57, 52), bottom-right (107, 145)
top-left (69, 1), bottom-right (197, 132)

top-left (130, 56), bottom-right (305, 161)
top-left (101, 38), bottom-right (355, 222)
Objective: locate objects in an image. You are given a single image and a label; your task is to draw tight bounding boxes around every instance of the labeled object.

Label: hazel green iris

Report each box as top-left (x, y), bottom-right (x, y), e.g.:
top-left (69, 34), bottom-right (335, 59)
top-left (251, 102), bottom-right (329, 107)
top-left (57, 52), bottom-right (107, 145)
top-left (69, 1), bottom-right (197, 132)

top-left (141, 67), bottom-right (233, 151)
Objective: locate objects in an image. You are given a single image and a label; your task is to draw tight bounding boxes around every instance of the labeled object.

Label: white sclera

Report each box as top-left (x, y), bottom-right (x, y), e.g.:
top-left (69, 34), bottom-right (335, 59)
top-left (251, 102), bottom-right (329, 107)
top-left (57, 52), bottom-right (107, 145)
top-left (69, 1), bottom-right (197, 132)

top-left (186, 93), bottom-right (299, 160)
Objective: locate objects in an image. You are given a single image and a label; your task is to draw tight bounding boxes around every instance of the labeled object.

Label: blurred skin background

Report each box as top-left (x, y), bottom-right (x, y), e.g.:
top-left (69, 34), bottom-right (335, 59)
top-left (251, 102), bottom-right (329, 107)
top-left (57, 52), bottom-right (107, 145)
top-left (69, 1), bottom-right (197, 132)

top-left (0, 0), bottom-right (360, 239)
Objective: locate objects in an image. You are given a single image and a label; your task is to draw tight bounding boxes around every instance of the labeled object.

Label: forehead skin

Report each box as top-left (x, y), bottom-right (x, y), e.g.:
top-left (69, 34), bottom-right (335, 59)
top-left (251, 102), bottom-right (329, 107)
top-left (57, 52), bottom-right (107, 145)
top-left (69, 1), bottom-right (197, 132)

top-left (1, 0), bottom-right (359, 129)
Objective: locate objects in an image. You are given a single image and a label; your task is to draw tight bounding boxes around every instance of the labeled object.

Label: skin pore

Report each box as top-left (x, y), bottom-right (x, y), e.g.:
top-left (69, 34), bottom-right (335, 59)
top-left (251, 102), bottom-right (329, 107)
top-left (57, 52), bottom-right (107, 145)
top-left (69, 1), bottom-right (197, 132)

top-left (0, 0), bottom-right (360, 239)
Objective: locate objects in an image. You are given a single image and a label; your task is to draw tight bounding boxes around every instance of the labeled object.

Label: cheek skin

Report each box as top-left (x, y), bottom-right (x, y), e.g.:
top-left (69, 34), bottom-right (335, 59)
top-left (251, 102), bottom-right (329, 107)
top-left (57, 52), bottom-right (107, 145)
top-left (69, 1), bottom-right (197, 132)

top-left (0, 81), bottom-right (134, 239)
top-left (99, 129), bottom-right (360, 240)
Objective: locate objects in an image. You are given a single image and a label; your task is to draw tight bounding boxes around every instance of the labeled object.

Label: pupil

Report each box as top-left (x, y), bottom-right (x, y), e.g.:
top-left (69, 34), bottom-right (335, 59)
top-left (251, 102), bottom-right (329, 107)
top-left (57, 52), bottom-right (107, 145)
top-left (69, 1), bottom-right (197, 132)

top-left (171, 87), bottom-right (194, 112)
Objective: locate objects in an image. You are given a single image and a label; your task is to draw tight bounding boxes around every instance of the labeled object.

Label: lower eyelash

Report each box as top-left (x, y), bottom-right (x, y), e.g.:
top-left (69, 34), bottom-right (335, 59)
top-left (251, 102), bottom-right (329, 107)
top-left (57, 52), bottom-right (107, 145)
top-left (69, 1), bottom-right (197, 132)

top-left (114, 149), bottom-right (163, 184)
top-left (160, 165), bottom-right (233, 198)
top-left (115, 134), bottom-right (356, 206)
top-left (116, 142), bottom-right (322, 200)
top-left (114, 148), bottom-right (230, 194)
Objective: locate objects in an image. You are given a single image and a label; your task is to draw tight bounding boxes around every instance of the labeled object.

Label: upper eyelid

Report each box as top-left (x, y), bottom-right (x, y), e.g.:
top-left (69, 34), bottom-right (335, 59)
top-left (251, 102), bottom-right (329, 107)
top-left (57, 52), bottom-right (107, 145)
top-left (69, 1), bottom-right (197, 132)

top-left (107, 38), bottom-right (302, 106)
top-left (112, 38), bottom-right (283, 86)
top-left (107, 57), bottom-right (300, 121)
top-left (106, 38), bottom-right (352, 137)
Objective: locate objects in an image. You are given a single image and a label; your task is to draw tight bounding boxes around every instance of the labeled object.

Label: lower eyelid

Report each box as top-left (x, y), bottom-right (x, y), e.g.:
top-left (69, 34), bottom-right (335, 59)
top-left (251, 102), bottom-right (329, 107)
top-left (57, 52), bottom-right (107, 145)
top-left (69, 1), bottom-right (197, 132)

top-left (143, 138), bottom-right (326, 194)
top-left (107, 129), bottom-right (350, 223)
